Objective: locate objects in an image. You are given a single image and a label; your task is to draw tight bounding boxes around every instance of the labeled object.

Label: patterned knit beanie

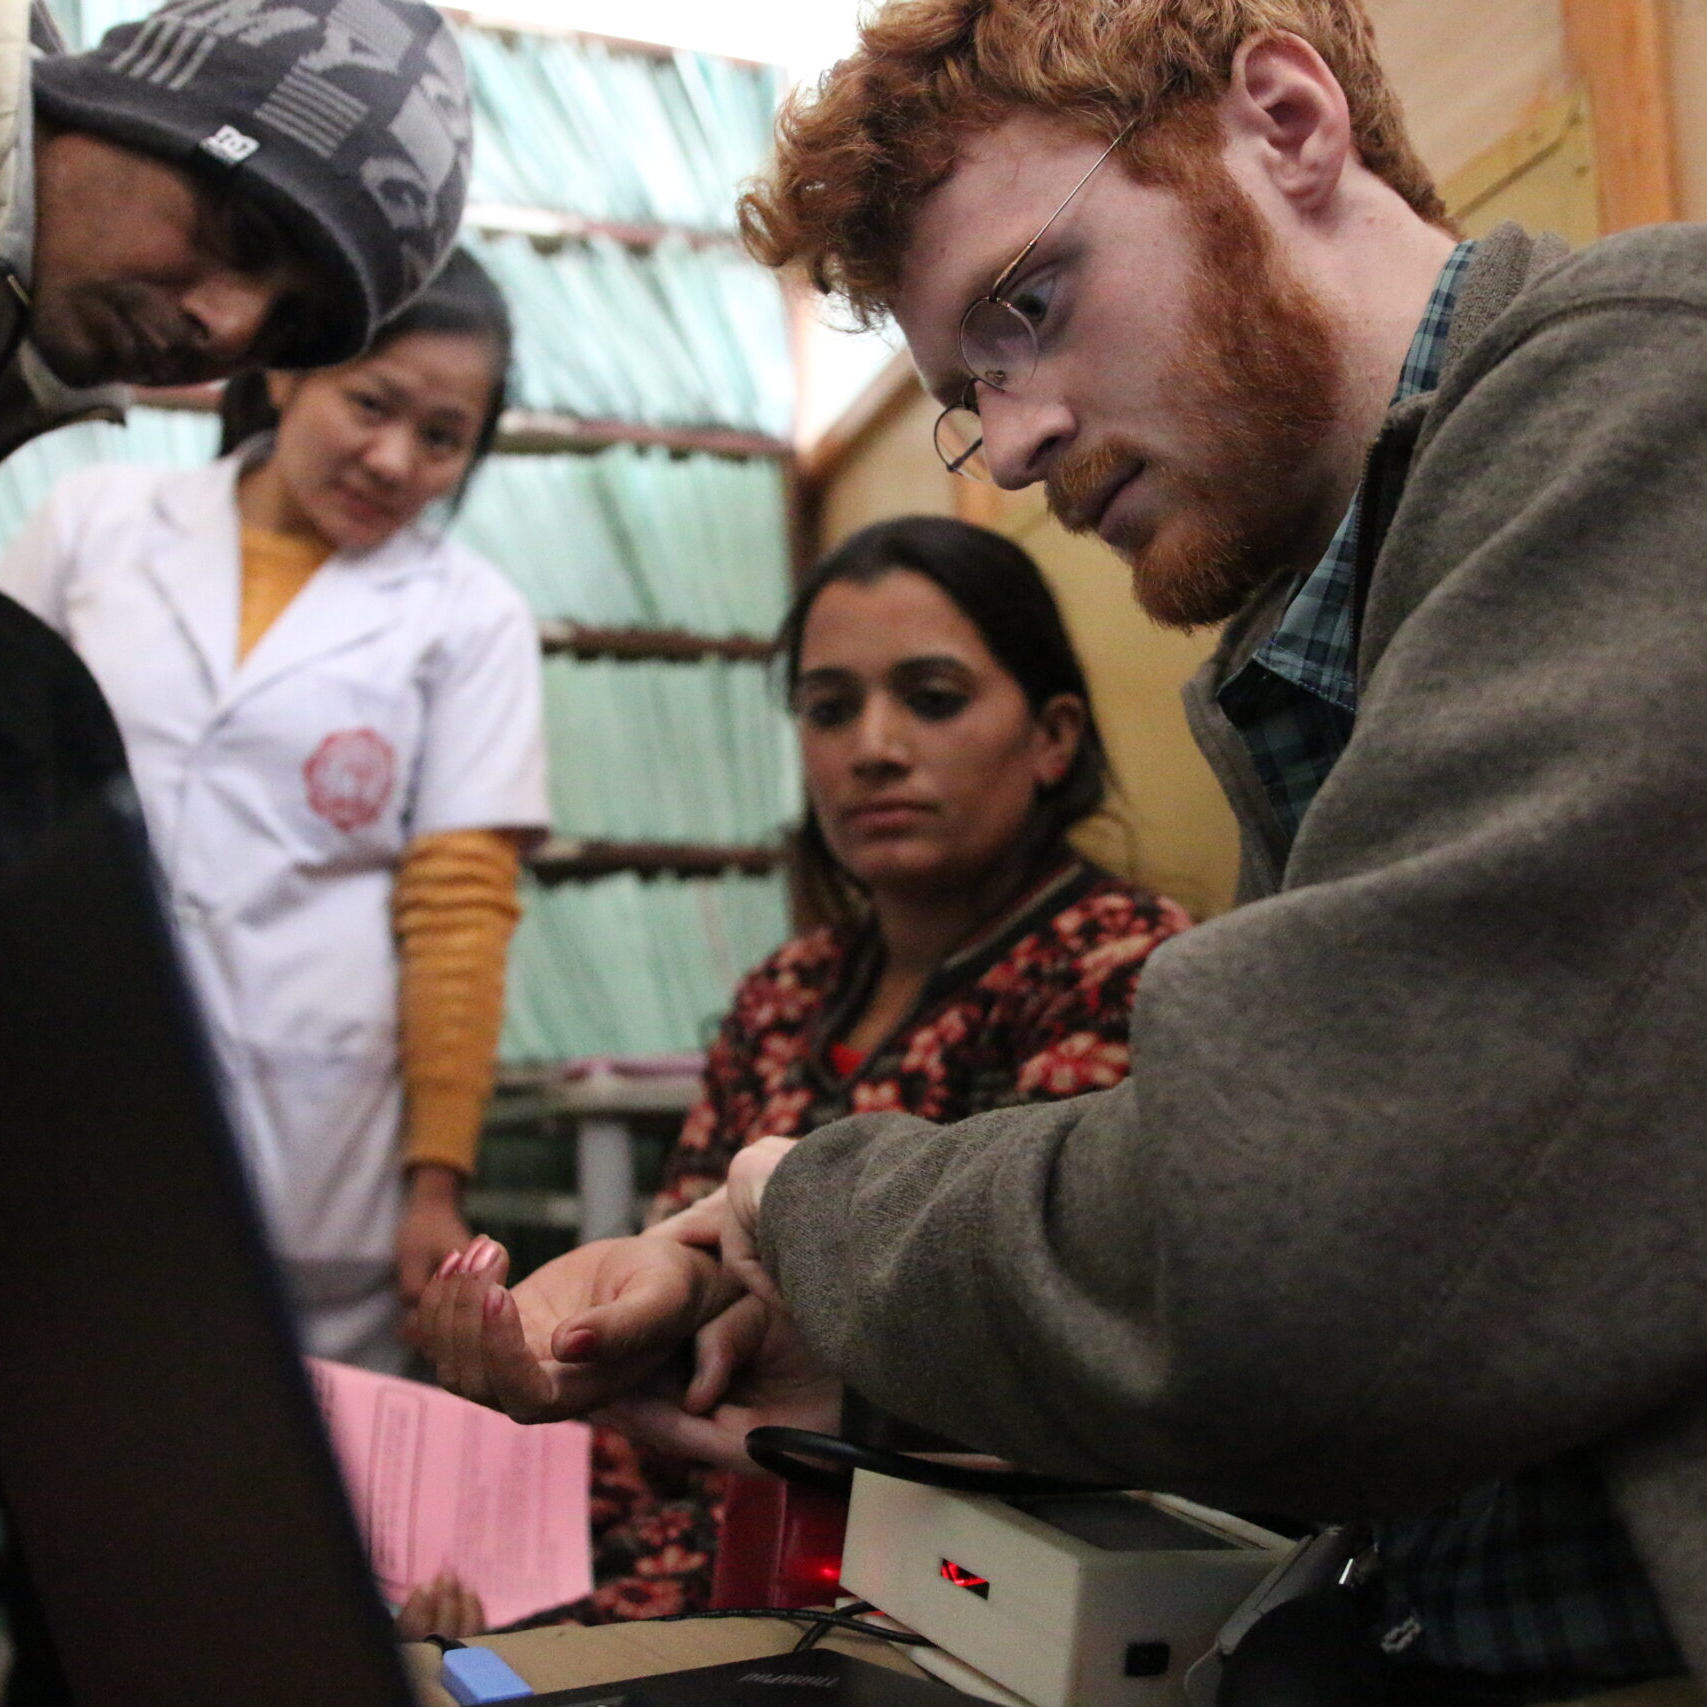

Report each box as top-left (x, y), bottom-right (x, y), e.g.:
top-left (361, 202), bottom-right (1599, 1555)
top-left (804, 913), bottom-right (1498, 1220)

top-left (32, 0), bottom-right (471, 367)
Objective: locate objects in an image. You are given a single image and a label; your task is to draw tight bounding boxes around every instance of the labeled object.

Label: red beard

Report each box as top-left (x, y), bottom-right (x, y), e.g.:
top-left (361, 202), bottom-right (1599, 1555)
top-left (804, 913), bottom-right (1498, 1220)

top-left (1047, 150), bottom-right (1341, 631)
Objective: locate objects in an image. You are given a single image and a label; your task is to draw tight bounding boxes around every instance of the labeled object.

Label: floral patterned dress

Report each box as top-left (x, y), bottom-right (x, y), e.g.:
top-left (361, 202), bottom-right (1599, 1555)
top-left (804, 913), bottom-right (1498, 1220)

top-left (550, 857), bottom-right (1190, 1625)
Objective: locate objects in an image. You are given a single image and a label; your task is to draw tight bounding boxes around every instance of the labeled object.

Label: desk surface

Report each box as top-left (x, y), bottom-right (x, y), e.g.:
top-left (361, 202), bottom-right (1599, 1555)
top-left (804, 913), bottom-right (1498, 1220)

top-left (404, 1615), bottom-right (932, 1707)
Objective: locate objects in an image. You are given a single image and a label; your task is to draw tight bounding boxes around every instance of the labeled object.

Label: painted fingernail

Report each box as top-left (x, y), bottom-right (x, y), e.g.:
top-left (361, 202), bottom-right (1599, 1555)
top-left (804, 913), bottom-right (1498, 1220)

top-left (557, 1327), bottom-right (598, 1362)
top-left (482, 1287), bottom-right (504, 1319)
top-left (472, 1244), bottom-right (500, 1273)
top-left (436, 1250), bottom-right (460, 1279)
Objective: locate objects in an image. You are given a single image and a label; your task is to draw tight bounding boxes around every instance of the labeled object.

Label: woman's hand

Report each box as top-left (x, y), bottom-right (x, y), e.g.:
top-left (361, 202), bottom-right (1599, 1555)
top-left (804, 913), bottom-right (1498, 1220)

top-left (396, 1164), bottom-right (473, 1347)
top-left (393, 1572), bottom-right (485, 1642)
top-left (598, 1292), bottom-right (842, 1474)
top-left (418, 1233), bottom-right (745, 1423)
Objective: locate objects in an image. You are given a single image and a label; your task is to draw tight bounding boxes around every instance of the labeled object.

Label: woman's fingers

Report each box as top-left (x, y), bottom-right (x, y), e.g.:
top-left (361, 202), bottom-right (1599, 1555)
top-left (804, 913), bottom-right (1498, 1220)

top-left (448, 1237), bottom-right (508, 1403)
top-left (452, 1580), bottom-right (487, 1638)
top-left (547, 1243), bottom-right (741, 1370)
top-left (393, 1577), bottom-right (439, 1643)
top-left (420, 1235), bottom-right (509, 1405)
top-left (393, 1572), bottom-right (487, 1641)
top-left (685, 1294), bottom-right (768, 1414)
top-left (595, 1394), bottom-right (761, 1474)
top-left (478, 1286), bottom-right (562, 1421)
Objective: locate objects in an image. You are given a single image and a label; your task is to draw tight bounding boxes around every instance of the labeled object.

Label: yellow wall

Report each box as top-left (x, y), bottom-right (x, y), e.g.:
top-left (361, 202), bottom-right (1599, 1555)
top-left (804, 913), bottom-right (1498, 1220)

top-left (1666, 0), bottom-right (1707, 220)
top-left (816, 388), bottom-right (956, 547)
top-left (807, 0), bottom-right (1601, 920)
top-left (1368, 0), bottom-right (1571, 185)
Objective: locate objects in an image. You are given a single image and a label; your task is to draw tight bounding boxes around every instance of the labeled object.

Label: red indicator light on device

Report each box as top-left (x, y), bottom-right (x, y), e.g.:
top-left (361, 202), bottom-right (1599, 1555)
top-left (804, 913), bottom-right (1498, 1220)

top-left (940, 1560), bottom-right (991, 1598)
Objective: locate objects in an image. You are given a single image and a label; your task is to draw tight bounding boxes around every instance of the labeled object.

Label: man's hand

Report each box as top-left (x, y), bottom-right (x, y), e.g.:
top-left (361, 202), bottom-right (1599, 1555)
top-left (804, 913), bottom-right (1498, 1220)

top-left (396, 1165), bottom-right (472, 1347)
top-left (722, 1137), bottom-right (797, 1300)
top-left (598, 1291), bottom-right (841, 1474)
top-left (418, 1233), bottom-right (744, 1423)
top-left (648, 1137), bottom-right (799, 1302)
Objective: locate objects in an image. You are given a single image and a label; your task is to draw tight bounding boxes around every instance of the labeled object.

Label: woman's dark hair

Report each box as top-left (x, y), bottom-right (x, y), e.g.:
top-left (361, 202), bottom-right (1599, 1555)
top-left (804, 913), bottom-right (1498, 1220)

top-left (778, 514), bottom-right (1114, 923)
top-left (217, 246), bottom-right (512, 506)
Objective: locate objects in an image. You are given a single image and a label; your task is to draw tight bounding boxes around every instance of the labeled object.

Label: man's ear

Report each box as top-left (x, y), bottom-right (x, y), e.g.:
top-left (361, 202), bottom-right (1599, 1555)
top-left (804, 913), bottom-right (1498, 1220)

top-left (1222, 31), bottom-right (1353, 217)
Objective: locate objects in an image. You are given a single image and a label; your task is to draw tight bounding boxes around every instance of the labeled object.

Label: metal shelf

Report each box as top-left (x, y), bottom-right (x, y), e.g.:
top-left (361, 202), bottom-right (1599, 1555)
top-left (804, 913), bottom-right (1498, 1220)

top-left (465, 202), bottom-right (742, 252)
top-left (496, 411), bottom-right (791, 461)
top-left (537, 621), bottom-right (774, 663)
top-left (529, 837), bottom-right (786, 881)
top-left (132, 389), bottom-right (793, 463)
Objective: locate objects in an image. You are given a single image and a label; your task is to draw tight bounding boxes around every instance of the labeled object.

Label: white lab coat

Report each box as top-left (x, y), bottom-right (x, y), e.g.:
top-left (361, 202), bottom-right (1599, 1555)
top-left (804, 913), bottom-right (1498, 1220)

top-left (0, 452), bottom-right (550, 1362)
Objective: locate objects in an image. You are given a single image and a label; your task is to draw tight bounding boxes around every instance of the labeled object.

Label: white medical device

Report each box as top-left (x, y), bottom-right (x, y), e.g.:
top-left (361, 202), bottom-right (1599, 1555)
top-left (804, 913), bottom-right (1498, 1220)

top-left (839, 1472), bottom-right (1295, 1707)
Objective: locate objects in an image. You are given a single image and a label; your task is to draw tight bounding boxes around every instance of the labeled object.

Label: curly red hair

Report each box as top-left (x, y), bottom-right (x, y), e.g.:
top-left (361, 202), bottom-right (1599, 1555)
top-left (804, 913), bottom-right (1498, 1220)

top-left (738, 0), bottom-right (1446, 325)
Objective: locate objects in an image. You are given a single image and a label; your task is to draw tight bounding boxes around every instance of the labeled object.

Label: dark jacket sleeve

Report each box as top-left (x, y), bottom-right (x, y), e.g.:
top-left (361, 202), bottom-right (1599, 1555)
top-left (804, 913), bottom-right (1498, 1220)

top-left (0, 590), bottom-right (128, 873)
top-left (758, 232), bottom-right (1707, 1523)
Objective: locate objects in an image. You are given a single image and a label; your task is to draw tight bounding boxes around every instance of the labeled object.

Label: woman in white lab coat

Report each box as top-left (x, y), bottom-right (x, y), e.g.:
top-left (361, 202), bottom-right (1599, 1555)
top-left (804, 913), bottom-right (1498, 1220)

top-left (0, 249), bottom-right (550, 1373)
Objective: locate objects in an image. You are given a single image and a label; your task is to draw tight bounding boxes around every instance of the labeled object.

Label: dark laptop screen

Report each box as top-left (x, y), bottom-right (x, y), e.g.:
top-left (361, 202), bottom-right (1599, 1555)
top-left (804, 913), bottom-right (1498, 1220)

top-left (0, 785), bottom-right (413, 1707)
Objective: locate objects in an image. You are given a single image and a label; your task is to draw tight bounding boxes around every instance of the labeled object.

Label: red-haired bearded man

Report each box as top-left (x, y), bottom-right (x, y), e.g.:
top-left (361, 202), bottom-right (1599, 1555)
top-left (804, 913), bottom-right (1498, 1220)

top-left (422, 3), bottom-right (1707, 1700)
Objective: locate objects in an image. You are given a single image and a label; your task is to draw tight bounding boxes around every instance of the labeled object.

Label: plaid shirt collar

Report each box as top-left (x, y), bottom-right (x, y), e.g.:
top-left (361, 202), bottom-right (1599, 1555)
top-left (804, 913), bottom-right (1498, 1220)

top-left (1249, 239), bottom-right (1475, 713)
top-left (1213, 241), bottom-right (1475, 844)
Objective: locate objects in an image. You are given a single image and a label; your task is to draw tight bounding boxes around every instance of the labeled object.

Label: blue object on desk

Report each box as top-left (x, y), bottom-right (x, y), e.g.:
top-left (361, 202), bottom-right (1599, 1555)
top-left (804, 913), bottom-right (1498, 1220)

top-left (442, 1646), bottom-right (535, 1703)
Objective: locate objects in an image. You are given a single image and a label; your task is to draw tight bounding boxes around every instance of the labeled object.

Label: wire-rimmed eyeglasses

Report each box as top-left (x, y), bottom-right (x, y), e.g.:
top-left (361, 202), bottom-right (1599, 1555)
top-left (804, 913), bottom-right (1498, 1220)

top-left (934, 123), bottom-right (1135, 483)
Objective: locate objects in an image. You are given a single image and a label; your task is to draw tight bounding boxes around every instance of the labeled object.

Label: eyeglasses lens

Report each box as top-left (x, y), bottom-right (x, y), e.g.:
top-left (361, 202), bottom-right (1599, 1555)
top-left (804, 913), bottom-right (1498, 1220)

top-left (934, 406), bottom-right (993, 482)
top-left (959, 297), bottom-right (1039, 391)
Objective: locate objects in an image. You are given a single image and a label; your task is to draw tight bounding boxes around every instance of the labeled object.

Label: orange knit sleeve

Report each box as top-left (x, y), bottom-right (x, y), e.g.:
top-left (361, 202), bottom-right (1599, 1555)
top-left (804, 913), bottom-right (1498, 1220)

top-left (392, 828), bottom-right (524, 1175)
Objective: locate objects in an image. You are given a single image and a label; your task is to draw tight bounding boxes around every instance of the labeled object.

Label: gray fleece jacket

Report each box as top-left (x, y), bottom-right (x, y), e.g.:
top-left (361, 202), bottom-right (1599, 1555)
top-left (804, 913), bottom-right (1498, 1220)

top-left (758, 221), bottom-right (1707, 1678)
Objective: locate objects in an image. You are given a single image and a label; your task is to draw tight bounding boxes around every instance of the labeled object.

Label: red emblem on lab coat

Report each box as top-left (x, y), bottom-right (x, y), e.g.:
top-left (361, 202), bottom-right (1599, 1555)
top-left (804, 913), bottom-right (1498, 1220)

top-left (304, 728), bottom-right (397, 832)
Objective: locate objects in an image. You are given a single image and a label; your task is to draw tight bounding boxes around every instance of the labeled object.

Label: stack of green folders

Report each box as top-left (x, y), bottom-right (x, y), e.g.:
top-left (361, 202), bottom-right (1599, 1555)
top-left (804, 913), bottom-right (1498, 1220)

top-left (542, 657), bottom-right (797, 845)
top-left (461, 29), bottom-right (783, 232)
top-left (53, 0), bottom-right (784, 215)
top-left (464, 231), bottom-right (792, 437)
top-left (451, 445), bottom-right (791, 634)
top-left (0, 409), bottom-right (219, 546)
top-left (501, 870), bottom-right (792, 1062)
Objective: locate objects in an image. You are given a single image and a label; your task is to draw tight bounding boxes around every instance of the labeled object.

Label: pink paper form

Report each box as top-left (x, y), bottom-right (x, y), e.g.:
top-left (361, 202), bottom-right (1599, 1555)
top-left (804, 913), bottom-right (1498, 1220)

top-left (308, 1357), bottom-right (592, 1628)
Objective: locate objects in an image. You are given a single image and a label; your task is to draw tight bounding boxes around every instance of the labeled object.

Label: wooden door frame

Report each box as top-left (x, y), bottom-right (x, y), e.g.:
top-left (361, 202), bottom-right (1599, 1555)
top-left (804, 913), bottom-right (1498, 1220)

top-left (1561, 0), bottom-right (1679, 229)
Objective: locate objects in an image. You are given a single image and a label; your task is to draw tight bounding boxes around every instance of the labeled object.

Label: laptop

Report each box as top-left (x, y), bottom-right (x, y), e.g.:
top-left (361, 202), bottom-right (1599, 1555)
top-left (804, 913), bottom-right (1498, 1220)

top-left (0, 784), bottom-right (415, 1706)
top-left (0, 787), bottom-right (970, 1707)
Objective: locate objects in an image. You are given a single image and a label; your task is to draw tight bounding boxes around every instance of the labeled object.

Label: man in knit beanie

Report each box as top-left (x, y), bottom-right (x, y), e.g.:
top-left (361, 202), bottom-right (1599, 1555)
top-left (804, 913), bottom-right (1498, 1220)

top-left (0, 0), bottom-right (472, 878)
top-left (25, 0), bottom-right (471, 403)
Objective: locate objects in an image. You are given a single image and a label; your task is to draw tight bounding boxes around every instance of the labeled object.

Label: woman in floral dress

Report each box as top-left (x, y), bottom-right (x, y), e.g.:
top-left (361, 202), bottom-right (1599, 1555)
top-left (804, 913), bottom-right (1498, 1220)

top-left (565, 515), bottom-right (1191, 1622)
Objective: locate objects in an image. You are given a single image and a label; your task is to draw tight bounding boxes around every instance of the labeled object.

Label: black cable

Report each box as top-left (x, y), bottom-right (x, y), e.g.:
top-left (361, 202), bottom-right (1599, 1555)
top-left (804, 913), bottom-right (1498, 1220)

top-left (650, 1607), bottom-right (934, 1649)
top-left (744, 1426), bottom-right (1122, 1497)
top-left (788, 1604), bottom-right (877, 1653)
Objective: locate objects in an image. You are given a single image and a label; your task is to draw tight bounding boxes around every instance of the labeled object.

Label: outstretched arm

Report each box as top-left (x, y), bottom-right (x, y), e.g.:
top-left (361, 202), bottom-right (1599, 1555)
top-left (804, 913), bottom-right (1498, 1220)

top-left (756, 272), bottom-right (1707, 1515)
top-left (419, 1233), bottom-right (744, 1423)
